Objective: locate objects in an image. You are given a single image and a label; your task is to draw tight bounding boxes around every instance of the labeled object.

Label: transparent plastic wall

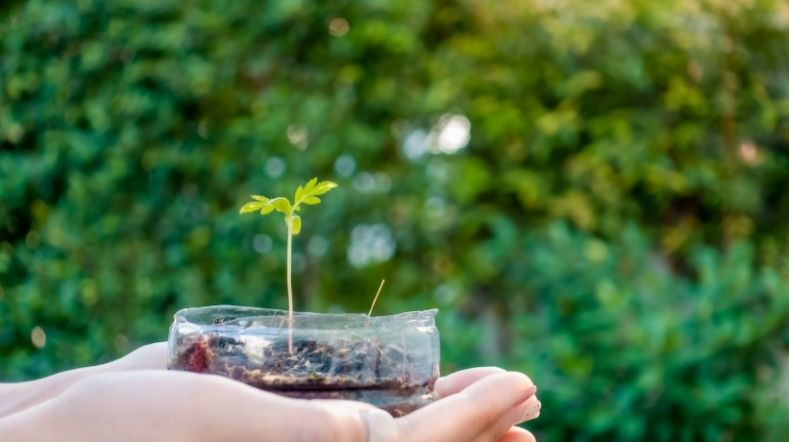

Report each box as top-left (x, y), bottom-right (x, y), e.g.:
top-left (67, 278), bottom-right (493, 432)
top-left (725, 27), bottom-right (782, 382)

top-left (168, 306), bottom-right (440, 416)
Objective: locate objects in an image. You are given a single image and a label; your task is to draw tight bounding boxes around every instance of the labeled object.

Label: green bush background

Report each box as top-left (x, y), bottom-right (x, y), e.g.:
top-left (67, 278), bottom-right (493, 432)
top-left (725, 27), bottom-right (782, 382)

top-left (2, 0), bottom-right (789, 440)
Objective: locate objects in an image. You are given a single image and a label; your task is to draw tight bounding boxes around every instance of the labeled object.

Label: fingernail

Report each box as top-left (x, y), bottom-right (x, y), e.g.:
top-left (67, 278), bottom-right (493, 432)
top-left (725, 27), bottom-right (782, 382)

top-left (521, 400), bottom-right (542, 422)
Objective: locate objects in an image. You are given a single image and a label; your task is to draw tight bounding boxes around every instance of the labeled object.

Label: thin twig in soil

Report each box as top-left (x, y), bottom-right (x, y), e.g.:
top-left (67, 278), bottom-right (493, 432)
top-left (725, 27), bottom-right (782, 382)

top-left (368, 279), bottom-right (386, 317)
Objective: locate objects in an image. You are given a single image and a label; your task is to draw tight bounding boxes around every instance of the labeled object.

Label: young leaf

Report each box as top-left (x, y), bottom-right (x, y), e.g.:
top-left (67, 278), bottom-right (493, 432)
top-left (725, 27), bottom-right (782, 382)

top-left (239, 201), bottom-right (264, 214)
top-left (269, 197), bottom-right (292, 214)
top-left (291, 215), bottom-right (302, 235)
top-left (260, 204), bottom-right (275, 215)
top-left (251, 195), bottom-right (270, 202)
top-left (294, 178), bottom-right (337, 207)
top-left (304, 177), bottom-right (318, 192)
top-left (310, 180), bottom-right (338, 197)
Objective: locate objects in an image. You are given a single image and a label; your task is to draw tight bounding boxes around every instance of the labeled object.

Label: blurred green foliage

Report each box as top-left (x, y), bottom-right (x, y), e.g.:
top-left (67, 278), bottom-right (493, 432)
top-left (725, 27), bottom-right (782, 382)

top-left (2, 0), bottom-right (789, 440)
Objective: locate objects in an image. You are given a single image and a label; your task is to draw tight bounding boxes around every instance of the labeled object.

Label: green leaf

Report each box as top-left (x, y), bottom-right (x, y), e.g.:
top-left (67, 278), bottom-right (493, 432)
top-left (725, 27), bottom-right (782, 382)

top-left (291, 215), bottom-right (302, 235)
top-left (260, 204), bottom-right (274, 215)
top-left (296, 179), bottom-right (337, 205)
top-left (310, 180), bottom-right (338, 196)
top-left (269, 197), bottom-right (292, 214)
top-left (304, 177), bottom-right (318, 192)
top-left (251, 195), bottom-right (270, 202)
top-left (294, 178), bottom-right (337, 207)
top-left (239, 201), bottom-right (263, 214)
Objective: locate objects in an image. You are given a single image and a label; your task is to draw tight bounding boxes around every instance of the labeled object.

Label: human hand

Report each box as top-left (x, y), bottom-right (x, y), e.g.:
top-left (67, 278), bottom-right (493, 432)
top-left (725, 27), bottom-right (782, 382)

top-left (105, 343), bottom-right (542, 441)
top-left (1, 365), bottom-right (538, 441)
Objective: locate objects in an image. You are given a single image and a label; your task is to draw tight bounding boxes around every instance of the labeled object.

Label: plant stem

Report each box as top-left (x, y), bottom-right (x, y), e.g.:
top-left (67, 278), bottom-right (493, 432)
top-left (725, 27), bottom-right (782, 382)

top-left (286, 217), bottom-right (294, 354)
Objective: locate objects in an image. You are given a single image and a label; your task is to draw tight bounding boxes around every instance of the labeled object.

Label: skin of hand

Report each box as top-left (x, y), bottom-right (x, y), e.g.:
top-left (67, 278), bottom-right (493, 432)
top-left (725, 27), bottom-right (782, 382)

top-left (0, 343), bottom-right (168, 419)
top-left (0, 344), bottom-right (539, 442)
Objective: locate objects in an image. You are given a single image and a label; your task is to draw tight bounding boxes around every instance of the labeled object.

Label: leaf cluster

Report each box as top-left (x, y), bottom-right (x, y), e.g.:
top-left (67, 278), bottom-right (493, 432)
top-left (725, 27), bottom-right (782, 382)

top-left (239, 178), bottom-right (338, 235)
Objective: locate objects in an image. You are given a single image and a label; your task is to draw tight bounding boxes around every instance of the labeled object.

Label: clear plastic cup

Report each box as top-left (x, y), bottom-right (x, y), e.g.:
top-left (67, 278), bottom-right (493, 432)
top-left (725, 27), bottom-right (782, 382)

top-left (167, 305), bottom-right (440, 416)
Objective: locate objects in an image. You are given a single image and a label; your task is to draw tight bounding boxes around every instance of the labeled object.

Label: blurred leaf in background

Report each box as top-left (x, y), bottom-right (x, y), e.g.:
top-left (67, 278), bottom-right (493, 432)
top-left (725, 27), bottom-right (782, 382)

top-left (1, 0), bottom-right (788, 440)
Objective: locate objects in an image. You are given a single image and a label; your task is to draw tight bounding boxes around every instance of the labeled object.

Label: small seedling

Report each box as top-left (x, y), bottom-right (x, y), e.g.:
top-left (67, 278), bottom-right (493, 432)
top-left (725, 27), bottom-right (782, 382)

top-left (240, 177), bottom-right (337, 352)
top-left (171, 177), bottom-right (437, 418)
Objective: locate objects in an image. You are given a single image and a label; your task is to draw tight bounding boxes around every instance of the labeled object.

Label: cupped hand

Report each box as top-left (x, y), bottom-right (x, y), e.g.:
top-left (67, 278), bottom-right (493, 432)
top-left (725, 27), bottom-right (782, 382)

top-left (110, 343), bottom-right (542, 441)
top-left (0, 343), bottom-right (540, 442)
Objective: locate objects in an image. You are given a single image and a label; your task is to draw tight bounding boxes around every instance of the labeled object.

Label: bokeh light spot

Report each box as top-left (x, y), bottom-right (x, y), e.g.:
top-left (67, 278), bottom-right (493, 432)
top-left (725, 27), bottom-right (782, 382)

top-left (347, 224), bottom-right (396, 267)
top-left (308, 235), bottom-right (329, 257)
top-left (738, 140), bottom-right (760, 165)
top-left (265, 157), bottom-right (286, 178)
top-left (31, 326), bottom-right (46, 349)
top-left (253, 234), bottom-right (273, 255)
top-left (433, 114), bottom-right (471, 154)
top-left (329, 18), bottom-right (350, 36)
top-left (286, 124), bottom-right (309, 150)
top-left (334, 154), bottom-right (356, 177)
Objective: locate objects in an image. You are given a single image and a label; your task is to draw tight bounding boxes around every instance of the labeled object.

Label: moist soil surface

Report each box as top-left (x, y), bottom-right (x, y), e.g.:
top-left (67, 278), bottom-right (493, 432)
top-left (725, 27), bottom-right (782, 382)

top-left (172, 334), bottom-right (436, 416)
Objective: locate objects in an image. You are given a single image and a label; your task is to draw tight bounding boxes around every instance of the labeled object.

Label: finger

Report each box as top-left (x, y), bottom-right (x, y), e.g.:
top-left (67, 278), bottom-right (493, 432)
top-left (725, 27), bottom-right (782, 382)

top-left (111, 342), bottom-right (168, 370)
top-left (435, 367), bottom-right (507, 398)
top-left (519, 395), bottom-right (541, 423)
top-left (398, 372), bottom-right (536, 442)
top-left (477, 393), bottom-right (540, 442)
top-left (497, 427), bottom-right (536, 442)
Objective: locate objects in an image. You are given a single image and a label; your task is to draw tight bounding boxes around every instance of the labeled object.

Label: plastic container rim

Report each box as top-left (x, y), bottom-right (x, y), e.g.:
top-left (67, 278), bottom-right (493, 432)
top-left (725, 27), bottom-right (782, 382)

top-left (172, 304), bottom-right (438, 329)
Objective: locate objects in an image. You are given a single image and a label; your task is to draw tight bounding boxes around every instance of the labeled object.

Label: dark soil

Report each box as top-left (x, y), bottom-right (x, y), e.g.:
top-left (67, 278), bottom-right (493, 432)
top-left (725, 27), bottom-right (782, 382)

top-left (171, 334), bottom-right (437, 417)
